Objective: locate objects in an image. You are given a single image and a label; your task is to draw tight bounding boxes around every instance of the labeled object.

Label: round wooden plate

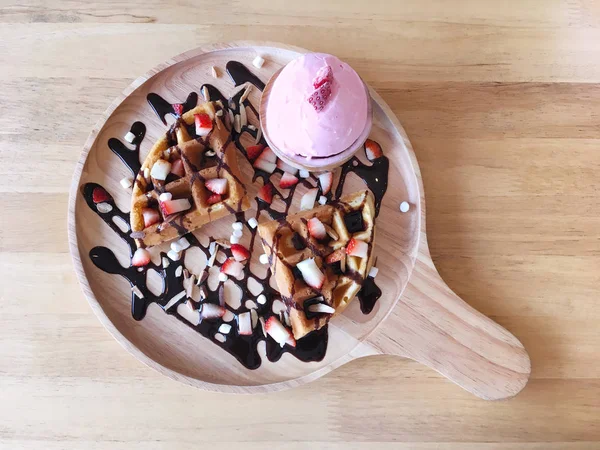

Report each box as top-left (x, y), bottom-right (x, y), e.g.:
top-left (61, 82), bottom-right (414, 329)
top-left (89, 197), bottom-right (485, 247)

top-left (68, 41), bottom-right (531, 399)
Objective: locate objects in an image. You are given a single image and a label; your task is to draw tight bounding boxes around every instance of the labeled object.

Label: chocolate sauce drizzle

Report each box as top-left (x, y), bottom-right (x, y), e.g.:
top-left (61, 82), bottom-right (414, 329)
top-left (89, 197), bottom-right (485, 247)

top-left (107, 122), bottom-right (146, 175)
top-left (147, 92), bottom-right (198, 125)
top-left (84, 61), bottom-right (387, 370)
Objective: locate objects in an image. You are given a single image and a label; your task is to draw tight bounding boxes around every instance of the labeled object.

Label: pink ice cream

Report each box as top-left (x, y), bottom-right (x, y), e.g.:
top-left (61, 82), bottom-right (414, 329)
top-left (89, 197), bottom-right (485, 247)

top-left (264, 53), bottom-right (369, 160)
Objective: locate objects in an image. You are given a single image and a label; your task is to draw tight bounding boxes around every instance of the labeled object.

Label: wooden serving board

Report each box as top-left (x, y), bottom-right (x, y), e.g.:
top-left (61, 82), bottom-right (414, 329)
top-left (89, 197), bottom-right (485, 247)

top-left (67, 41), bottom-right (530, 399)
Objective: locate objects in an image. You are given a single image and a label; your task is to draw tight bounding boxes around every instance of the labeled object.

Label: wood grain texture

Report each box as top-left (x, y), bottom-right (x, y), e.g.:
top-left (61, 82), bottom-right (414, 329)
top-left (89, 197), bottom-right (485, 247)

top-left (1, 0), bottom-right (599, 448)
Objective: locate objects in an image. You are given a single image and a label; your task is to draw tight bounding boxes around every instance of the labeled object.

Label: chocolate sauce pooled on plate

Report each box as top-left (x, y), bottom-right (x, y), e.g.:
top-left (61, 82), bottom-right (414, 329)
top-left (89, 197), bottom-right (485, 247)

top-left (107, 122), bottom-right (146, 175)
top-left (83, 60), bottom-right (388, 370)
top-left (147, 92), bottom-right (198, 125)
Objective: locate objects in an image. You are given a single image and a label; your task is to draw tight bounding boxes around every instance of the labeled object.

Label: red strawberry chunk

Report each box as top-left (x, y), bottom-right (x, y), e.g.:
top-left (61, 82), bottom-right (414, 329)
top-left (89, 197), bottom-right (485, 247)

top-left (279, 172), bottom-right (299, 189)
top-left (205, 178), bottom-right (228, 195)
top-left (195, 113), bottom-right (213, 136)
top-left (365, 139), bottom-right (383, 161)
top-left (313, 65), bottom-right (333, 89)
top-left (92, 187), bottom-right (110, 204)
top-left (257, 183), bottom-right (273, 204)
top-left (265, 316), bottom-right (296, 348)
top-left (131, 248), bottom-right (151, 267)
top-left (318, 172), bottom-right (333, 195)
top-left (231, 244), bottom-right (250, 262)
top-left (246, 144), bottom-right (265, 161)
top-left (172, 103), bottom-right (184, 116)
top-left (160, 198), bottom-right (191, 216)
top-left (346, 238), bottom-right (369, 258)
top-left (170, 158), bottom-right (185, 177)
top-left (307, 217), bottom-right (327, 240)
top-left (142, 207), bottom-right (160, 227)
top-left (207, 194), bottom-right (222, 205)
top-left (307, 81), bottom-right (332, 112)
top-left (221, 259), bottom-right (244, 278)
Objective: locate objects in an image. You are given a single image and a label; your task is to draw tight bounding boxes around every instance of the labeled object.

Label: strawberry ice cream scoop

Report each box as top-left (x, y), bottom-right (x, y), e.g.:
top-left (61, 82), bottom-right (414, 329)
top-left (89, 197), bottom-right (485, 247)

top-left (263, 53), bottom-right (370, 163)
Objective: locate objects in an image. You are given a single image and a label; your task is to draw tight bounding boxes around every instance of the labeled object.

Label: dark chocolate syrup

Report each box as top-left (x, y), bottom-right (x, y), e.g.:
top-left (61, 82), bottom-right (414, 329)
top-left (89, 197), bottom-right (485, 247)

top-left (84, 60), bottom-right (386, 370)
top-left (147, 92), bottom-right (198, 125)
top-left (107, 122), bottom-right (146, 175)
top-left (357, 276), bottom-right (382, 315)
top-left (335, 152), bottom-right (389, 217)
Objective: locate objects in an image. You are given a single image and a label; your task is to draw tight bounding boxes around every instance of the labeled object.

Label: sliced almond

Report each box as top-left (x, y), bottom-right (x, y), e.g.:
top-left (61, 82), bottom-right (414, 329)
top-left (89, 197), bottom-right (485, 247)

top-left (240, 85), bottom-right (252, 103)
top-left (308, 303), bottom-right (335, 314)
top-left (340, 252), bottom-right (346, 273)
top-left (324, 224), bottom-right (339, 240)
top-left (211, 66), bottom-right (218, 78)
top-left (202, 86), bottom-right (210, 102)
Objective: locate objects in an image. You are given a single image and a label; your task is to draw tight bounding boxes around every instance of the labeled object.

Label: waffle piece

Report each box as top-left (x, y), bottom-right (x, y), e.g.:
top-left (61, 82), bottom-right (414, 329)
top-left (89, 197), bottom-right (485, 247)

top-left (258, 190), bottom-right (376, 339)
top-left (130, 101), bottom-right (250, 248)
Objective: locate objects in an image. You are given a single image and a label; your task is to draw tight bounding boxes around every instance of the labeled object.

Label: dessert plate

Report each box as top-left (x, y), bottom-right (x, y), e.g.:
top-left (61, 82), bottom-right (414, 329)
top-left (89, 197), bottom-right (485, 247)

top-left (68, 41), bottom-right (530, 399)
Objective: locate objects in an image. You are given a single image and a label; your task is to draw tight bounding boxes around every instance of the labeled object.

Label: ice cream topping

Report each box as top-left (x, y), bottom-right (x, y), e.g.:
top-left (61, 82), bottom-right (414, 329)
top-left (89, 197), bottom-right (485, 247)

top-left (265, 53), bottom-right (369, 159)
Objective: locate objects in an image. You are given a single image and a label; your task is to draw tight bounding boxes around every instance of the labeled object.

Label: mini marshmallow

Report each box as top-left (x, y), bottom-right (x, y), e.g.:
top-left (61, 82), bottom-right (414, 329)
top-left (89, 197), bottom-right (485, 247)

top-left (159, 192), bottom-right (173, 202)
top-left (96, 202), bottom-right (112, 214)
top-left (233, 229), bottom-right (243, 238)
top-left (124, 131), bottom-right (136, 144)
top-left (248, 217), bottom-right (258, 229)
top-left (257, 294), bottom-right (267, 305)
top-left (120, 177), bottom-right (133, 189)
top-left (318, 196), bottom-right (327, 205)
top-left (232, 222), bottom-right (244, 231)
top-left (170, 241), bottom-right (183, 253)
top-left (400, 201), bottom-right (410, 213)
top-left (218, 272), bottom-right (228, 282)
top-left (252, 55), bottom-right (265, 68)
top-left (259, 254), bottom-right (269, 265)
top-left (218, 323), bottom-right (232, 334)
top-left (167, 249), bottom-right (181, 261)
top-left (299, 169), bottom-right (310, 178)
top-left (177, 237), bottom-right (191, 250)
top-left (230, 235), bottom-right (240, 244)
top-left (368, 266), bottom-right (379, 278)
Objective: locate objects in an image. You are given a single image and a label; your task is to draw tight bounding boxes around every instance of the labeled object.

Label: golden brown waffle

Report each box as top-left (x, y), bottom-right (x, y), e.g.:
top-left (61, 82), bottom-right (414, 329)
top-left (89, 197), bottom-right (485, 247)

top-left (258, 190), bottom-right (376, 339)
top-left (130, 101), bottom-right (250, 248)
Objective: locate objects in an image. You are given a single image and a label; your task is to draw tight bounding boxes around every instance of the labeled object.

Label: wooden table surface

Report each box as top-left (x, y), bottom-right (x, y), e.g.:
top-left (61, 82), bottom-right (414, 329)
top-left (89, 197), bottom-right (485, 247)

top-left (1, 1), bottom-right (599, 448)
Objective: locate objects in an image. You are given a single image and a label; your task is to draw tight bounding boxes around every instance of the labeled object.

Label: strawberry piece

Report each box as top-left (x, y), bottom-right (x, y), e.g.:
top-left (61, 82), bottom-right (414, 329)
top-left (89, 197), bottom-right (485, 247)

top-left (131, 248), bottom-right (151, 267)
top-left (205, 178), bottom-right (228, 195)
top-left (221, 258), bottom-right (244, 278)
top-left (318, 172), bottom-right (333, 195)
top-left (160, 198), bottom-right (191, 216)
top-left (313, 65), bottom-right (333, 89)
top-left (200, 303), bottom-right (225, 319)
top-left (276, 159), bottom-right (298, 175)
top-left (231, 244), bottom-right (250, 262)
top-left (142, 207), bottom-right (160, 227)
top-left (170, 159), bottom-right (185, 177)
top-left (307, 217), bottom-right (327, 240)
top-left (92, 187), bottom-right (110, 204)
top-left (296, 258), bottom-right (325, 290)
top-left (346, 238), bottom-right (369, 258)
top-left (207, 194), bottom-right (222, 205)
top-left (257, 183), bottom-right (273, 204)
top-left (326, 248), bottom-right (345, 264)
top-left (172, 103), bottom-right (184, 116)
top-left (253, 158), bottom-right (276, 174)
top-left (307, 81), bottom-right (332, 112)
top-left (279, 172), bottom-right (299, 189)
top-left (194, 113), bottom-right (213, 136)
top-left (246, 144), bottom-right (265, 160)
top-left (261, 147), bottom-right (277, 163)
top-left (300, 188), bottom-right (319, 210)
top-left (265, 316), bottom-right (296, 348)
top-left (365, 139), bottom-right (383, 161)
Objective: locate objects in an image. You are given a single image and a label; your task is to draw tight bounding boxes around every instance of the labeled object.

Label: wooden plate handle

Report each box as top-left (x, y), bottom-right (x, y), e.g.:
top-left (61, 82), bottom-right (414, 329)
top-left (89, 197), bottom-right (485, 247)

top-left (364, 239), bottom-right (531, 400)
